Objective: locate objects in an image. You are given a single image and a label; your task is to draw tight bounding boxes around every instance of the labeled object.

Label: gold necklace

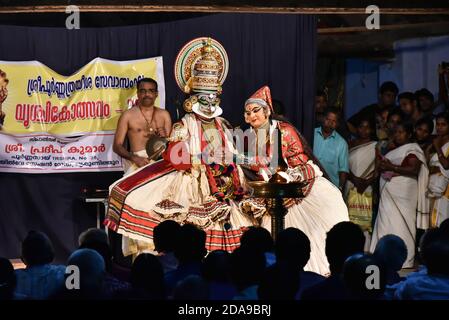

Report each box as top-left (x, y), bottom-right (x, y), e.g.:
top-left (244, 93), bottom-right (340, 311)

top-left (139, 106), bottom-right (155, 135)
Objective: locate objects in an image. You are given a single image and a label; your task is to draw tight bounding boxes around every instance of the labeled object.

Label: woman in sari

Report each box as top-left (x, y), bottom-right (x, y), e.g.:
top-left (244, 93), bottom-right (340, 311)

top-left (238, 86), bottom-right (349, 276)
top-left (427, 112), bottom-right (449, 227)
top-left (346, 118), bottom-right (377, 251)
top-left (370, 122), bottom-right (429, 268)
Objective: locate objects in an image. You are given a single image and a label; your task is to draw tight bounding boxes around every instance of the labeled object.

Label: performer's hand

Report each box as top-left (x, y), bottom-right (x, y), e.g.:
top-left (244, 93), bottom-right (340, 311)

top-left (132, 155), bottom-right (151, 167)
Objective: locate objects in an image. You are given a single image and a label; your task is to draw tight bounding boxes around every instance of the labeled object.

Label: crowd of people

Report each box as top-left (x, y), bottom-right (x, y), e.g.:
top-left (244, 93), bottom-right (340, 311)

top-left (1, 218), bottom-right (448, 300)
top-left (313, 65), bottom-right (449, 269)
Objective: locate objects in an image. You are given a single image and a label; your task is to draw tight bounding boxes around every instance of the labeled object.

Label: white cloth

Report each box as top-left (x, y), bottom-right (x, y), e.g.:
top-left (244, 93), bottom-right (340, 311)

top-left (122, 149), bottom-right (150, 176)
top-left (370, 143), bottom-right (429, 268)
top-left (345, 141), bottom-right (377, 196)
top-left (345, 141), bottom-right (376, 250)
top-left (428, 142), bottom-right (449, 226)
top-left (257, 123), bottom-right (349, 276)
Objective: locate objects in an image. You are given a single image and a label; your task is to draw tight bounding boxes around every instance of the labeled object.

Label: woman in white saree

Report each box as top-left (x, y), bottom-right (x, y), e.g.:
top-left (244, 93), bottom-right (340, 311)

top-left (370, 122), bottom-right (429, 268)
top-left (346, 118), bottom-right (377, 251)
top-left (427, 112), bottom-right (449, 227)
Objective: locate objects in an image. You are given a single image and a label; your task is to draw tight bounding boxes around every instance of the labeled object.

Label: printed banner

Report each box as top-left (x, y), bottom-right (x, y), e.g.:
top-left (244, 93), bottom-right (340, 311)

top-left (0, 57), bottom-right (165, 173)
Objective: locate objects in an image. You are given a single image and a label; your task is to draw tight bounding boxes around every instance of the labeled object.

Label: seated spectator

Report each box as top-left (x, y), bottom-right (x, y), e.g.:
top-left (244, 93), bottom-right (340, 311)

top-left (394, 227), bottom-right (449, 299)
top-left (173, 275), bottom-right (210, 300)
top-left (15, 231), bottom-right (65, 300)
top-left (343, 253), bottom-right (386, 300)
top-left (78, 228), bottom-right (130, 297)
top-left (0, 257), bottom-right (18, 300)
top-left (78, 227), bottom-right (108, 246)
top-left (373, 234), bottom-right (407, 285)
top-left (240, 227), bottom-right (275, 267)
top-left (153, 220), bottom-right (181, 274)
top-left (275, 227), bottom-right (325, 299)
top-left (117, 253), bottom-right (165, 300)
top-left (60, 248), bottom-right (106, 300)
top-left (301, 222), bottom-right (365, 300)
top-left (202, 250), bottom-right (237, 300)
top-left (164, 224), bottom-right (207, 298)
top-left (230, 247), bottom-right (266, 300)
top-left (258, 262), bottom-right (300, 300)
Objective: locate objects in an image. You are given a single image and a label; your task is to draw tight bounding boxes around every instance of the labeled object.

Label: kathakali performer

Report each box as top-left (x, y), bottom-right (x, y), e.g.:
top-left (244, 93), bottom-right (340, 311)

top-left (238, 86), bottom-right (349, 275)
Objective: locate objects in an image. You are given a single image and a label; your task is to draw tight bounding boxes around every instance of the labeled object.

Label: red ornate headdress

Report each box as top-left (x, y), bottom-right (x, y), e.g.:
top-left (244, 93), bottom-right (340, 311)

top-left (244, 86), bottom-right (273, 112)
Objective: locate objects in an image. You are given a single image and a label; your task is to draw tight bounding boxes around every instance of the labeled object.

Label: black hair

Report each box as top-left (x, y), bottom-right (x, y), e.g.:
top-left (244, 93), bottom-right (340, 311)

top-left (272, 99), bottom-right (285, 116)
top-left (395, 121), bottom-right (414, 136)
top-left (435, 112), bottom-right (449, 124)
top-left (22, 231), bottom-right (55, 266)
top-left (415, 88), bottom-right (434, 102)
top-left (324, 106), bottom-right (341, 119)
top-left (415, 116), bottom-right (434, 134)
top-left (387, 108), bottom-right (405, 122)
top-left (137, 77), bottom-right (158, 91)
top-left (379, 81), bottom-right (399, 95)
top-left (398, 92), bottom-right (416, 102)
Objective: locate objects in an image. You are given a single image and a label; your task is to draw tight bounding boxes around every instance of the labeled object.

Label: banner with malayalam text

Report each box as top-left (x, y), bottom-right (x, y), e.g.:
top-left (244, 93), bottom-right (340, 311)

top-left (0, 57), bottom-right (165, 173)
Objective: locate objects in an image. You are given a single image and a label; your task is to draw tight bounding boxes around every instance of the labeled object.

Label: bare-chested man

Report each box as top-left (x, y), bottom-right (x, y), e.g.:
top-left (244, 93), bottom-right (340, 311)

top-left (113, 78), bottom-right (172, 172)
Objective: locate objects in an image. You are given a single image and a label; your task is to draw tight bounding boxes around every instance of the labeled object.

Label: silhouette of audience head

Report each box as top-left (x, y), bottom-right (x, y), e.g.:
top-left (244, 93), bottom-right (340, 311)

top-left (78, 228), bottom-right (112, 272)
top-left (275, 227), bottom-right (310, 270)
top-left (173, 275), bottom-right (210, 300)
top-left (230, 246), bottom-right (266, 291)
top-left (240, 226), bottom-right (274, 254)
top-left (325, 222), bottom-right (365, 274)
top-left (174, 224), bottom-right (207, 264)
top-left (421, 228), bottom-right (449, 276)
top-left (374, 234), bottom-right (407, 272)
top-left (258, 262), bottom-right (300, 300)
top-left (202, 250), bottom-right (232, 283)
top-left (67, 248), bottom-right (105, 297)
top-left (21, 231), bottom-right (55, 267)
top-left (154, 220), bottom-right (181, 253)
top-left (78, 228), bottom-right (108, 246)
top-left (0, 257), bottom-right (16, 300)
top-left (131, 253), bottom-right (165, 299)
top-left (343, 253), bottom-right (386, 300)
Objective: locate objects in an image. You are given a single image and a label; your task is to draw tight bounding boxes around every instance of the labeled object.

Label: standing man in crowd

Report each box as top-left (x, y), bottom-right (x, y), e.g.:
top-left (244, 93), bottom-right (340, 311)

top-left (113, 78), bottom-right (172, 175)
top-left (313, 107), bottom-right (349, 191)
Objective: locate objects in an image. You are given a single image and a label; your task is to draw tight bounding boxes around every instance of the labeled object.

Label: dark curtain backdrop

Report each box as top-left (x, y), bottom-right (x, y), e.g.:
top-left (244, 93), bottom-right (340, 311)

top-left (0, 13), bottom-right (317, 262)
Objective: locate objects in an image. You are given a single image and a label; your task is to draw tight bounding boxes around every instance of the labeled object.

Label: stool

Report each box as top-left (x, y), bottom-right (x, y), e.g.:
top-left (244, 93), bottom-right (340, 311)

top-left (81, 189), bottom-right (109, 229)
